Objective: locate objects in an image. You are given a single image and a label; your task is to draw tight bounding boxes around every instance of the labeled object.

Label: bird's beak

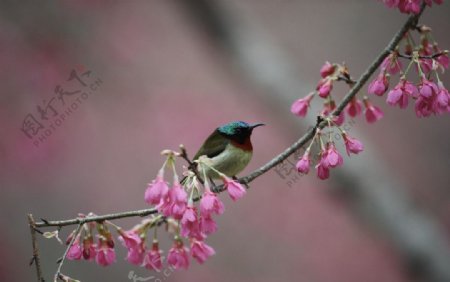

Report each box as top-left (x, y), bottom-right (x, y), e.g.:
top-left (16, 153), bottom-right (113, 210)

top-left (250, 123), bottom-right (265, 129)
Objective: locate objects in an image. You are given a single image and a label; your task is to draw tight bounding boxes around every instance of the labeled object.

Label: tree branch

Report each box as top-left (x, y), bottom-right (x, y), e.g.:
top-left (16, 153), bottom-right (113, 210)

top-left (34, 5), bottom-right (424, 228)
top-left (54, 224), bottom-right (82, 282)
top-left (28, 214), bottom-right (45, 282)
top-left (36, 208), bottom-right (158, 228)
top-left (397, 50), bottom-right (449, 59)
top-left (29, 5), bottom-right (430, 282)
top-left (334, 4), bottom-right (424, 116)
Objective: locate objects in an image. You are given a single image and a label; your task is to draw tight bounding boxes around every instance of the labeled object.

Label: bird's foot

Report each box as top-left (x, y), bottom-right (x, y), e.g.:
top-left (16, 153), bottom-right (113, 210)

top-left (209, 177), bottom-right (220, 193)
top-left (233, 175), bottom-right (249, 189)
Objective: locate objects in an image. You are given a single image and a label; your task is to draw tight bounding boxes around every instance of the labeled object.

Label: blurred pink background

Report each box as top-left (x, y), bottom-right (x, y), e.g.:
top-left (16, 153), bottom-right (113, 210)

top-left (1, 1), bottom-right (449, 281)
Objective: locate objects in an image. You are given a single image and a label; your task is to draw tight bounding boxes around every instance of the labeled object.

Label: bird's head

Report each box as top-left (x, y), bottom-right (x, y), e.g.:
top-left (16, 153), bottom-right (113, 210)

top-left (217, 121), bottom-right (265, 144)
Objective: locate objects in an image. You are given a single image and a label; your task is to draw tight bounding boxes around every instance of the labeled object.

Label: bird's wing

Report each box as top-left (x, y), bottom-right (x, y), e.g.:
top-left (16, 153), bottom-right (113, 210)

top-left (193, 130), bottom-right (229, 160)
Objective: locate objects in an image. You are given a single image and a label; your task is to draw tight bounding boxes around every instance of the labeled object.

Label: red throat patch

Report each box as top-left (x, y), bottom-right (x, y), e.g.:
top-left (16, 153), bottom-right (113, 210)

top-left (231, 137), bottom-right (253, 151)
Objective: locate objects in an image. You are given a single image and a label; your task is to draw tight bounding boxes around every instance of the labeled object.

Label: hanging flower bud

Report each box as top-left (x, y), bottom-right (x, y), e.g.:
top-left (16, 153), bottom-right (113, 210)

top-left (144, 240), bottom-right (163, 271)
top-left (342, 133), bottom-right (364, 156)
top-left (190, 239), bottom-right (215, 264)
top-left (167, 238), bottom-right (190, 270)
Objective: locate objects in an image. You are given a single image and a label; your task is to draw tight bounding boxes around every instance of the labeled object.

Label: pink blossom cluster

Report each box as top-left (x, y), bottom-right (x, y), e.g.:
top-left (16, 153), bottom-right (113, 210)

top-left (66, 153), bottom-right (247, 271)
top-left (367, 28), bottom-right (449, 117)
top-left (379, 0), bottom-right (443, 14)
top-left (291, 62), bottom-right (384, 125)
top-left (142, 153), bottom-right (246, 269)
top-left (66, 220), bottom-right (116, 267)
top-left (291, 62), bottom-right (367, 180)
top-left (296, 130), bottom-right (364, 180)
top-left (291, 15), bottom-right (449, 180)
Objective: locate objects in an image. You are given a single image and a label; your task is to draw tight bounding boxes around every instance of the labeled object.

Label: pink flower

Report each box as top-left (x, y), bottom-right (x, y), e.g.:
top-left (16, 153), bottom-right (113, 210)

top-left (320, 61), bottom-right (336, 78)
top-left (95, 239), bottom-right (116, 266)
top-left (417, 40), bottom-right (433, 72)
top-left (323, 142), bottom-right (343, 168)
top-left (315, 154), bottom-right (330, 180)
top-left (398, 0), bottom-right (422, 14)
top-left (181, 206), bottom-right (201, 238)
top-left (415, 95), bottom-right (435, 117)
top-left (126, 246), bottom-right (146, 265)
top-left (381, 53), bottom-right (402, 75)
top-left (296, 152), bottom-right (310, 174)
top-left (435, 84), bottom-right (450, 114)
top-left (424, 0), bottom-right (444, 6)
top-left (200, 214), bottom-right (217, 235)
top-left (382, 0), bottom-right (437, 14)
top-left (343, 134), bottom-right (364, 156)
top-left (191, 239), bottom-right (215, 264)
top-left (418, 78), bottom-right (438, 98)
top-left (414, 81), bottom-right (448, 117)
top-left (434, 48), bottom-right (449, 69)
top-left (144, 241), bottom-right (163, 271)
top-left (418, 58), bottom-right (433, 74)
top-left (368, 73), bottom-right (389, 96)
top-left (167, 240), bottom-right (190, 270)
top-left (223, 177), bottom-right (246, 201)
top-left (317, 79), bottom-right (333, 98)
top-left (200, 191), bottom-right (224, 217)
top-left (145, 175), bottom-right (169, 205)
top-left (67, 235), bottom-right (82, 260)
top-left (82, 237), bottom-right (96, 260)
top-left (386, 79), bottom-right (417, 109)
top-left (322, 100), bottom-right (345, 126)
top-left (291, 93), bottom-right (314, 117)
top-left (364, 99), bottom-right (384, 123)
top-left (118, 230), bottom-right (145, 265)
top-left (118, 230), bottom-right (141, 249)
top-left (345, 97), bottom-right (363, 117)
top-left (158, 183), bottom-right (187, 220)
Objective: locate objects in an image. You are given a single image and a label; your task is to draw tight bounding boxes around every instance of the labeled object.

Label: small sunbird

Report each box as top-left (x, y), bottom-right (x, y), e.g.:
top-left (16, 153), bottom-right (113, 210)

top-left (192, 121), bottom-right (264, 180)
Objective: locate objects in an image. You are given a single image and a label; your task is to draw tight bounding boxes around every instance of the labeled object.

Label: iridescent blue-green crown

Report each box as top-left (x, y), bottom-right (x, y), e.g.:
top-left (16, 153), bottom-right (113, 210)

top-left (218, 121), bottom-right (250, 135)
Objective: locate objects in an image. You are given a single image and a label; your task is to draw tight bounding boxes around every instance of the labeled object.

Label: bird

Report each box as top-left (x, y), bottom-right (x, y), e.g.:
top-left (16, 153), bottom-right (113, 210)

top-left (190, 121), bottom-right (264, 181)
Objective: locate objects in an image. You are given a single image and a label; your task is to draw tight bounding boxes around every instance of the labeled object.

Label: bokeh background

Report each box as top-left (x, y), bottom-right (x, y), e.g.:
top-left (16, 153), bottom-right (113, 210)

top-left (1, 1), bottom-right (449, 281)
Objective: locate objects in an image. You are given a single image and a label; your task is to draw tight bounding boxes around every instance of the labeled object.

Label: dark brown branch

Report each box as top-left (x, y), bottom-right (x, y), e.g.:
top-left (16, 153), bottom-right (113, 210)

top-left (337, 75), bottom-right (356, 86)
top-left (28, 214), bottom-right (44, 282)
top-left (179, 144), bottom-right (194, 167)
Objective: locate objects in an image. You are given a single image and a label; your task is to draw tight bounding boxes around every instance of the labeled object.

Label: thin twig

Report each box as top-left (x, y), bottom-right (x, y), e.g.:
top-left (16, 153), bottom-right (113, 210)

top-left (27, 6), bottom-right (430, 282)
top-left (179, 144), bottom-right (204, 184)
top-left (28, 214), bottom-right (45, 282)
top-left (36, 208), bottom-right (158, 227)
top-left (240, 5), bottom-right (425, 186)
top-left (337, 75), bottom-right (356, 86)
top-left (397, 50), bottom-right (448, 59)
top-left (33, 6), bottom-right (425, 229)
top-left (334, 4), bottom-right (425, 116)
top-left (54, 224), bottom-right (82, 282)
top-left (179, 144), bottom-right (195, 167)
